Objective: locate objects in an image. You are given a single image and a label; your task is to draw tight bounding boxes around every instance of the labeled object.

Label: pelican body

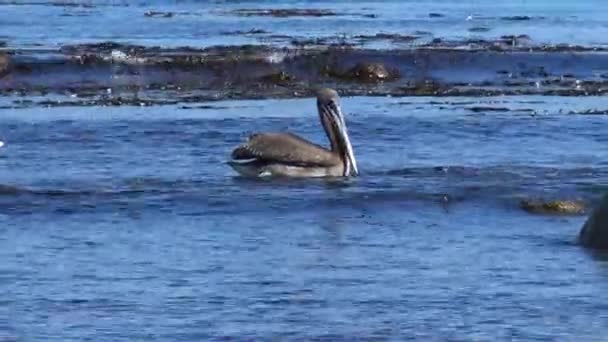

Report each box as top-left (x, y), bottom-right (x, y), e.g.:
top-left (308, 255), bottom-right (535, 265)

top-left (228, 88), bottom-right (358, 178)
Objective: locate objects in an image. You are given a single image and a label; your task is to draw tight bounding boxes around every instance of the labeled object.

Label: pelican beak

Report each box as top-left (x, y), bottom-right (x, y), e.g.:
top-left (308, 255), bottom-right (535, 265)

top-left (329, 103), bottom-right (358, 177)
top-left (339, 116), bottom-right (358, 177)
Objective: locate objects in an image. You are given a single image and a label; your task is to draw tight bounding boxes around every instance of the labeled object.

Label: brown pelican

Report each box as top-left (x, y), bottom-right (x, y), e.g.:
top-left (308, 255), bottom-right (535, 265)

top-left (228, 88), bottom-right (358, 178)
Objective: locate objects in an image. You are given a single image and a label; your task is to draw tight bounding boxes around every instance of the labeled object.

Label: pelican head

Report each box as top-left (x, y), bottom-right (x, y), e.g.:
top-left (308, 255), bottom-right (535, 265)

top-left (316, 88), bottom-right (358, 176)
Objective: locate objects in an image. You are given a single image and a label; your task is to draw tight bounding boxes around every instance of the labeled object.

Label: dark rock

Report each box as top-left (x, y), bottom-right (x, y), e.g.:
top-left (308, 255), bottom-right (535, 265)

top-left (501, 16), bottom-right (544, 21)
top-left (244, 28), bottom-right (268, 35)
top-left (0, 53), bottom-right (10, 78)
top-left (346, 62), bottom-right (399, 82)
top-left (260, 71), bottom-right (294, 84)
top-left (520, 199), bottom-right (587, 215)
top-left (569, 109), bottom-right (608, 115)
top-left (429, 13), bottom-right (444, 18)
top-left (579, 194), bottom-right (608, 249)
top-left (291, 38), bottom-right (328, 46)
top-left (467, 106), bottom-right (510, 113)
top-left (231, 8), bottom-right (337, 17)
top-left (222, 28), bottom-right (269, 36)
top-left (355, 33), bottom-right (419, 43)
top-left (144, 11), bottom-right (174, 18)
top-left (322, 61), bottom-right (399, 83)
top-left (468, 27), bottom-right (491, 32)
top-left (401, 80), bottom-right (445, 96)
top-left (500, 34), bottom-right (533, 46)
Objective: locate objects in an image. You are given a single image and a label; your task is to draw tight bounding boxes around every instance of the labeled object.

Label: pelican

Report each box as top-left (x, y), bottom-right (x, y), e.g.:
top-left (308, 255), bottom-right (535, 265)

top-left (228, 88), bottom-right (358, 178)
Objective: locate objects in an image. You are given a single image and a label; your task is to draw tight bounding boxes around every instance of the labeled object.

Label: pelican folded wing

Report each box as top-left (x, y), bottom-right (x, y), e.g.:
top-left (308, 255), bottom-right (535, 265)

top-left (232, 133), bottom-right (340, 167)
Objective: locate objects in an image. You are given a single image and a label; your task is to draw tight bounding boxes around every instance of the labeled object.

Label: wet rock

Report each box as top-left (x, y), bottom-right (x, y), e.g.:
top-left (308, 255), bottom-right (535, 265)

top-left (231, 8), bottom-right (337, 17)
top-left (467, 106), bottom-right (510, 113)
top-left (61, 41), bottom-right (151, 56)
top-left (520, 199), bottom-right (587, 215)
top-left (345, 62), bottom-right (399, 82)
top-left (400, 80), bottom-right (445, 96)
top-left (144, 11), bottom-right (174, 18)
top-left (468, 27), bottom-right (491, 33)
top-left (223, 28), bottom-right (268, 35)
top-left (501, 16), bottom-right (544, 21)
top-left (260, 71), bottom-right (295, 85)
top-left (569, 109), bottom-right (608, 115)
top-left (355, 33), bottom-right (419, 43)
top-left (0, 53), bottom-right (10, 78)
top-left (291, 37), bottom-right (329, 47)
top-left (579, 194), bottom-right (608, 249)
top-left (500, 34), bottom-right (533, 47)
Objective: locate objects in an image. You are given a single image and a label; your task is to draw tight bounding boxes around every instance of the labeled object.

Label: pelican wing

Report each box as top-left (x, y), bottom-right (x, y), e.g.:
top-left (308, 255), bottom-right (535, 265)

top-left (232, 133), bottom-right (340, 167)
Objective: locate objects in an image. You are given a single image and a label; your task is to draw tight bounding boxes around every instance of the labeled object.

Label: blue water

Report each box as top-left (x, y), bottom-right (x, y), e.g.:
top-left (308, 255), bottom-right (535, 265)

top-left (2, 0), bottom-right (608, 49)
top-left (1, 96), bottom-right (608, 340)
top-left (3, 1), bottom-right (608, 340)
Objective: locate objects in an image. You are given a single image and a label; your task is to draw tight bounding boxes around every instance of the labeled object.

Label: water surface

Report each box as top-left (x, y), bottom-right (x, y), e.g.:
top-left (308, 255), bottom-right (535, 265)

top-left (2, 1), bottom-right (608, 340)
top-left (1, 96), bottom-right (608, 340)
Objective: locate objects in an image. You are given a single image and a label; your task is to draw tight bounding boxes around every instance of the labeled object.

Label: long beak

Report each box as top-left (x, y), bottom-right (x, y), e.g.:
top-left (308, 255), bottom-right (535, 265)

top-left (325, 103), bottom-right (358, 177)
top-left (338, 113), bottom-right (358, 176)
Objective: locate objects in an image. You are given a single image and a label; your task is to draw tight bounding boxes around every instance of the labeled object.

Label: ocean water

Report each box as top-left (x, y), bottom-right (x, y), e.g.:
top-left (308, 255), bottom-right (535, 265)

top-left (2, 1), bottom-right (608, 341)
top-left (2, 0), bottom-right (608, 49)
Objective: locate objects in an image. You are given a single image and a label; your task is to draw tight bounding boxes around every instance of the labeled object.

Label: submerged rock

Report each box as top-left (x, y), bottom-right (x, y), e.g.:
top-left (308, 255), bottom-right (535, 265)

top-left (579, 194), bottom-right (608, 249)
top-left (520, 199), bottom-right (587, 215)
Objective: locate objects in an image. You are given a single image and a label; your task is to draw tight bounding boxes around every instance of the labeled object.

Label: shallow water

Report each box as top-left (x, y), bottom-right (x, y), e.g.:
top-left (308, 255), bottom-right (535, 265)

top-left (1, 96), bottom-right (608, 340)
top-left (3, 1), bottom-right (608, 340)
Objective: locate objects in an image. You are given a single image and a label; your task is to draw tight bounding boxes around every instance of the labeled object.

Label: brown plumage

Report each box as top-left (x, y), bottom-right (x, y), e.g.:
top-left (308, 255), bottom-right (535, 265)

top-left (231, 133), bottom-right (341, 167)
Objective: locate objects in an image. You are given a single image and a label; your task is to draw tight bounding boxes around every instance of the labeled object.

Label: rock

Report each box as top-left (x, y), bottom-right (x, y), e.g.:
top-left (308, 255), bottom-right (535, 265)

top-left (468, 27), bottom-right (491, 33)
top-left (346, 62), bottom-right (399, 82)
top-left (260, 71), bottom-right (294, 84)
top-left (144, 11), bottom-right (174, 18)
top-left (231, 9), bottom-right (337, 18)
top-left (354, 33), bottom-right (419, 44)
top-left (520, 199), bottom-right (587, 215)
top-left (500, 34), bottom-right (533, 47)
top-left (322, 61), bottom-right (399, 83)
top-left (579, 194), bottom-right (608, 249)
top-left (0, 53), bottom-right (10, 78)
